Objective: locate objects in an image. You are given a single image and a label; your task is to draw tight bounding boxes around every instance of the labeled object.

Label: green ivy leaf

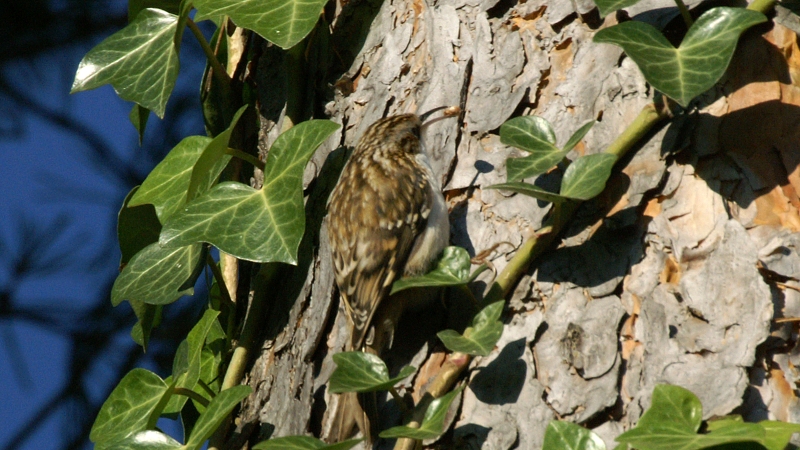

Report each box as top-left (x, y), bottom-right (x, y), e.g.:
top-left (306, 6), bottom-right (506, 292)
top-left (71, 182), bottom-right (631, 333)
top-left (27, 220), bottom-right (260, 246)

top-left (129, 299), bottom-right (162, 350)
top-left (759, 421), bottom-right (800, 450)
top-left (253, 436), bottom-right (363, 450)
top-left (562, 121), bottom-right (595, 154)
top-left (329, 352), bottom-right (416, 393)
top-left (71, 8), bottom-right (181, 117)
top-left (187, 105), bottom-right (247, 201)
top-left (616, 385), bottom-right (766, 450)
top-left (184, 385), bottom-right (252, 450)
top-left (593, 0), bottom-right (643, 18)
top-left (437, 301), bottom-right (504, 356)
top-left (118, 186), bottom-right (162, 267)
top-left (594, 7), bottom-right (767, 107)
top-left (379, 386), bottom-right (464, 440)
top-left (128, 136), bottom-right (213, 223)
top-left (486, 182), bottom-right (569, 204)
top-left (111, 242), bottom-right (205, 306)
top-left (130, 104), bottom-right (151, 145)
top-left (128, 0), bottom-right (181, 20)
top-left (501, 116), bottom-right (565, 180)
top-left (164, 309), bottom-right (220, 414)
top-left (391, 246), bottom-right (473, 294)
top-left (193, 0), bottom-right (328, 49)
top-left (543, 421), bottom-right (607, 450)
top-left (96, 430), bottom-right (182, 450)
top-left (559, 153), bottom-right (617, 200)
top-left (90, 369), bottom-right (169, 444)
top-left (159, 120), bottom-right (340, 264)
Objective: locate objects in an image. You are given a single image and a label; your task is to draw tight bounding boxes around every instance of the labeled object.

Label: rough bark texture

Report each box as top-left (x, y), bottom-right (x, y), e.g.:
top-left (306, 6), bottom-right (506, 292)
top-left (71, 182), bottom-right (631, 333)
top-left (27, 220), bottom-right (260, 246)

top-left (230, 1), bottom-right (800, 449)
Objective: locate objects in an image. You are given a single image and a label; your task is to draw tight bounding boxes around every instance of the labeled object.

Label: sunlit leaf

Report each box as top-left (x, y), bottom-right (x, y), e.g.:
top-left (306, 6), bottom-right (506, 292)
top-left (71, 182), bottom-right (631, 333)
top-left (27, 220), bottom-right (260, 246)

top-left (111, 242), bottom-right (205, 306)
top-left (329, 352), bottom-right (416, 393)
top-left (562, 121), bottom-right (595, 154)
top-left (129, 104), bottom-right (151, 145)
top-left (253, 436), bottom-right (363, 450)
top-left (379, 387), bottom-right (464, 440)
top-left (391, 246), bottom-right (473, 294)
top-left (90, 369), bottom-right (169, 444)
top-left (96, 430), bottom-right (182, 450)
top-left (437, 301), bottom-right (504, 356)
top-left (593, 0), bottom-right (643, 18)
top-left (184, 385), bottom-right (252, 450)
top-left (194, 0), bottom-right (328, 49)
top-left (501, 116), bottom-right (565, 180)
top-left (486, 182), bottom-right (568, 204)
top-left (164, 309), bottom-right (220, 414)
top-left (187, 105), bottom-right (247, 202)
top-left (543, 421), bottom-right (607, 450)
top-left (159, 120), bottom-right (340, 264)
top-left (559, 153), bottom-right (617, 200)
top-left (594, 8), bottom-right (767, 106)
top-left (759, 421), bottom-right (800, 450)
top-left (71, 8), bottom-right (181, 117)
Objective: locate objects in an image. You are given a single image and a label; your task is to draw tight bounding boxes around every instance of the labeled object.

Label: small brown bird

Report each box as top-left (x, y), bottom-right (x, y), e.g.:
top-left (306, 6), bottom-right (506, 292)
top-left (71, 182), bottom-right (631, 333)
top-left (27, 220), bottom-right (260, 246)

top-left (327, 110), bottom-right (454, 441)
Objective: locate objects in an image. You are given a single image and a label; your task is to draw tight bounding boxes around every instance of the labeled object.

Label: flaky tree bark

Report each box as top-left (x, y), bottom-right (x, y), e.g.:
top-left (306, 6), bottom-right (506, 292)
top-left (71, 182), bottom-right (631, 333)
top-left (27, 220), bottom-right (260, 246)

top-left (225, 1), bottom-right (800, 448)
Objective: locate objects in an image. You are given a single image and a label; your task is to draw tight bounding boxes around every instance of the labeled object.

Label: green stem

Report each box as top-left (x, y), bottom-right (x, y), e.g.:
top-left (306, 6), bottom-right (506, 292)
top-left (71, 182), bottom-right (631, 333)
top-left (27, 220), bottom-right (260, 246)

top-left (197, 379), bottom-right (217, 399)
top-left (173, 387), bottom-right (210, 408)
top-left (187, 17), bottom-right (232, 86)
top-left (226, 147), bottom-right (265, 171)
top-left (389, 387), bottom-right (407, 414)
top-left (747, 0), bottom-right (776, 13)
top-left (674, 0), bottom-right (693, 28)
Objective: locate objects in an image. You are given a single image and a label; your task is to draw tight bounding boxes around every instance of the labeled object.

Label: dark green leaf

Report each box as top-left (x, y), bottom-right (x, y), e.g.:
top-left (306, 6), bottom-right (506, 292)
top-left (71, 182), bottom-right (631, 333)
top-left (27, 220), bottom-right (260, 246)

top-left (128, 0), bottom-right (181, 20)
top-left (111, 242), bottom-right (205, 306)
top-left (543, 421), bottom-right (606, 450)
top-left (760, 420), bottom-right (800, 450)
top-left (165, 309), bottom-right (220, 414)
top-left (593, 0), bottom-right (643, 18)
top-left (594, 8), bottom-right (767, 107)
top-left (486, 182), bottom-right (569, 204)
top-left (379, 386), bottom-right (464, 440)
top-left (96, 430), bottom-right (182, 450)
top-left (187, 105), bottom-right (247, 202)
top-left (71, 8), bottom-right (181, 117)
top-left (706, 415), bottom-right (743, 432)
top-left (90, 369), bottom-right (169, 444)
top-left (129, 104), bottom-right (151, 145)
top-left (193, 0), bottom-right (328, 49)
top-left (128, 136), bottom-right (215, 223)
top-left (437, 301), bottom-right (504, 356)
top-left (616, 385), bottom-right (766, 450)
top-left (559, 153), bottom-right (617, 200)
top-left (329, 352), bottom-right (416, 393)
top-left (129, 300), bottom-right (162, 350)
top-left (253, 436), bottom-right (363, 450)
top-left (561, 121), bottom-right (595, 154)
top-left (184, 385), bottom-right (252, 450)
top-left (159, 120), bottom-right (340, 264)
top-left (118, 186), bottom-right (162, 267)
top-left (391, 246), bottom-right (472, 294)
top-left (501, 116), bottom-right (564, 179)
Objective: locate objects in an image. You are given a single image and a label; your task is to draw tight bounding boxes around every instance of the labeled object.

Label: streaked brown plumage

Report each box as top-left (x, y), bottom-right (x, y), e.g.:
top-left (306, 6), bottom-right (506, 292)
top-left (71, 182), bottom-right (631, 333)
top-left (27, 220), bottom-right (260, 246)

top-left (327, 113), bottom-right (450, 442)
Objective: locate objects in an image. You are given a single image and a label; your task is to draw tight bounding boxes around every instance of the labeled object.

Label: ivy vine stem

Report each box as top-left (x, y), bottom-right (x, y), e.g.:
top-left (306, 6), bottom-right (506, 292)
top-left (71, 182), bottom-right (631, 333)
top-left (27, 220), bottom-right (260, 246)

top-left (173, 387), bottom-right (211, 408)
top-left (187, 17), bottom-right (232, 86)
top-left (747, 0), bottom-right (776, 13)
top-left (226, 147), bottom-right (265, 171)
top-left (674, 0), bottom-right (694, 28)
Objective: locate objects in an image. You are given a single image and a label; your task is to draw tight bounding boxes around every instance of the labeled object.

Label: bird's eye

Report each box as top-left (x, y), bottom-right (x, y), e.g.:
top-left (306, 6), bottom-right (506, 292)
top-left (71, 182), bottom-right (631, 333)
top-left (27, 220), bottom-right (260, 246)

top-left (411, 126), bottom-right (421, 139)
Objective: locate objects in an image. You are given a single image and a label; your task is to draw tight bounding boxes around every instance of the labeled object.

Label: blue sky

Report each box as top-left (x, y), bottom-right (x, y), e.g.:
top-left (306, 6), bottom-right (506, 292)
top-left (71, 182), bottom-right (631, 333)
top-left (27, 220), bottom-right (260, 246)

top-left (0, 4), bottom-right (215, 448)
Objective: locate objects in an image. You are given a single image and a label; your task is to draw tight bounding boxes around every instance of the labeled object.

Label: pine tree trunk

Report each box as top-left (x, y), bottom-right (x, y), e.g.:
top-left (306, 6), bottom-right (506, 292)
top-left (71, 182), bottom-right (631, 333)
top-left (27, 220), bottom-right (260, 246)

top-left (227, 1), bottom-right (800, 448)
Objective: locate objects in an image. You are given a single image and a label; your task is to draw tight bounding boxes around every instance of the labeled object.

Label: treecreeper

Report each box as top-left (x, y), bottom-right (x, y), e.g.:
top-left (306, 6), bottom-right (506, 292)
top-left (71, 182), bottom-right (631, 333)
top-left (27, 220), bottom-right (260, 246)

top-left (326, 108), bottom-right (458, 443)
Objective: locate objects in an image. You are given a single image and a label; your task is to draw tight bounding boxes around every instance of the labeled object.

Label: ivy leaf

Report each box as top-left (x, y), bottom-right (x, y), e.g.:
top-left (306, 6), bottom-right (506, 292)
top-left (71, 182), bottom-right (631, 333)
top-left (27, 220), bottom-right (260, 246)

top-left (71, 8), bottom-right (181, 118)
top-left (501, 116), bottom-right (566, 180)
top-left (193, 0), bottom-right (329, 49)
top-left (96, 430), bottom-right (182, 450)
top-left (593, 0), bottom-right (643, 18)
top-left (253, 436), bottom-right (363, 450)
top-left (760, 420), bottom-right (800, 450)
top-left (129, 298), bottom-right (162, 350)
top-left (560, 153), bottom-right (617, 200)
top-left (594, 7), bottom-right (767, 107)
top-left (118, 186), bottom-right (162, 267)
top-left (164, 309), bottom-right (220, 414)
top-left (187, 105), bottom-right (247, 201)
top-left (130, 104), bottom-right (151, 145)
top-left (486, 182), bottom-right (569, 204)
top-left (379, 386), bottom-right (464, 440)
top-left (184, 385), bottom-right (252, 450)
top-left (391, 246), bottom-right (473, 294)
top-left (329, 352), bottom-right (416, 393)
top-left (562, 121), bottom-right (595, 154)
top-left (159, 120), bottom-right (340, 264)
top-left (90, 369), bottom-right (169, 444)
top-left (437, 301), bottom-right (504, 356)
top-left (128, 0), bottom-right (181, 20)
top-left (128, 136), bottom-right (214, 223)
top-left (111, 242), bottom-right (205, 306)
top-left (616, 385), bottom-right (766, 449)
top-left (543, 421), bottom-right (606, 450)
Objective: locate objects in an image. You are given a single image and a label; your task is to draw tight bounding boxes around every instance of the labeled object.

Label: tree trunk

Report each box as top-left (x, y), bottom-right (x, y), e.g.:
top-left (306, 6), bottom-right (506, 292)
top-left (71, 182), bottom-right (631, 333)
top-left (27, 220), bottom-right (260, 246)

top-left (227, 1), bottom-right (800, 448)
